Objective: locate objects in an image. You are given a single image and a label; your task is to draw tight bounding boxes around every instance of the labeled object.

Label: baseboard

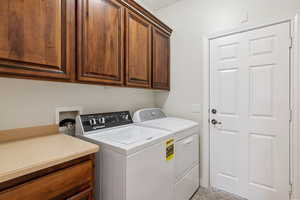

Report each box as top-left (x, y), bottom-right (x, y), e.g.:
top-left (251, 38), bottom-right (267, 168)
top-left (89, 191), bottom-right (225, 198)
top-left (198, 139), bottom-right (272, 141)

top-left (200, 179), bottom-right (209, 188)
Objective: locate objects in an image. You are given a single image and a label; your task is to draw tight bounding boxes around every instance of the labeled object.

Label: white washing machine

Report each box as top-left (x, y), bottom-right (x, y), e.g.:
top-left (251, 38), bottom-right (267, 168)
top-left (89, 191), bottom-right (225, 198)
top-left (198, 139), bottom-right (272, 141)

top-left (76, 111), bottom-right (175, 200)
top-left (133, 108), bottom-right (200, 200)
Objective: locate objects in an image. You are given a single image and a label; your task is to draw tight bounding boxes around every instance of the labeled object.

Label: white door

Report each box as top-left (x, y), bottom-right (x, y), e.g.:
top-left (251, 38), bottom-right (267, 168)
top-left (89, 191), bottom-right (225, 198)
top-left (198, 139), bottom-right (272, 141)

top-left (210, 22), bottom-right (291, 200)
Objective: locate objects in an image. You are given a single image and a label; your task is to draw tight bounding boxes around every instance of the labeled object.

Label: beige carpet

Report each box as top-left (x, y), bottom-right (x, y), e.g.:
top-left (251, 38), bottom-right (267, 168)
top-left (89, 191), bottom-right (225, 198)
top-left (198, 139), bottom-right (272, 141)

top-left (191, 187), bottom-right (247, 200)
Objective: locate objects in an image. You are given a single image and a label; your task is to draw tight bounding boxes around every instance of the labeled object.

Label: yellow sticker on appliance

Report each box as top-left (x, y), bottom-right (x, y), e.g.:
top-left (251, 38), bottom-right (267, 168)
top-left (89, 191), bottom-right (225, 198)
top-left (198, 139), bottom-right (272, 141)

top-left (166, 138), bottom-right (174, 161)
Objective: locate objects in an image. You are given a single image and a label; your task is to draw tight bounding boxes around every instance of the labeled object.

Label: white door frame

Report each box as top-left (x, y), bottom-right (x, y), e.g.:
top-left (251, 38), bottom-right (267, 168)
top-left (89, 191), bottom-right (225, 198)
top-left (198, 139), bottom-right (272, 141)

top-left (202, 11), bottom-right (300, 200)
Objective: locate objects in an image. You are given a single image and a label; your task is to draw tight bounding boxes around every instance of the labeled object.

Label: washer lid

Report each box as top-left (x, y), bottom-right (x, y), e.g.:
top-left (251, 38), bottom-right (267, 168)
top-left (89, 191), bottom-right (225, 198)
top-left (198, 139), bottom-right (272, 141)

top-left (139, 117), bottom-right (199, 132)
top-left (84, 125), bottom-right (173, 155)
top-left (102, 126), bottom-right (164, 145)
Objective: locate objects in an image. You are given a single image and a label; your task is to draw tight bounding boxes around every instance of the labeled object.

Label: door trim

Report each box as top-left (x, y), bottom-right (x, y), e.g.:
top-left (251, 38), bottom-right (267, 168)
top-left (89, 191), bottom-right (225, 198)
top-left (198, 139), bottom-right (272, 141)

top-left (202, 11), bottom-right (300, 200)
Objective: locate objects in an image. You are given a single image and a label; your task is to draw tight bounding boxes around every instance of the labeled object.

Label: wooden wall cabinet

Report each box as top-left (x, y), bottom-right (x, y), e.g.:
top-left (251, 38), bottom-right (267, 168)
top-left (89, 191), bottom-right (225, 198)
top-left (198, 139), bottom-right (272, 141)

top-left (77, 0), bottom-right (124, 85)
top-left (0, 0), bottom-right (75, 80)
top-left (125, 9), bottom-right (152, 88)
top-left (152, 27), bottom-right (171, 90)
top-left (0, 0), bottom-right (172, 90)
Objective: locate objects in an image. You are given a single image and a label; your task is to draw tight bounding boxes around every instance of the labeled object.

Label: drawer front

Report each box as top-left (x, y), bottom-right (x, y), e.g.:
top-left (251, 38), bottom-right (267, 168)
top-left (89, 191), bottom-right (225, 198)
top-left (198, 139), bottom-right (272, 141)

top-left (175, 165), bottom-right (199, 200)
top-left (67, 188), bottom-right (93, 200)
top-left (0, 160), bottom-right (93, 200)
top-left (175, 134), bottom-right (199, 180)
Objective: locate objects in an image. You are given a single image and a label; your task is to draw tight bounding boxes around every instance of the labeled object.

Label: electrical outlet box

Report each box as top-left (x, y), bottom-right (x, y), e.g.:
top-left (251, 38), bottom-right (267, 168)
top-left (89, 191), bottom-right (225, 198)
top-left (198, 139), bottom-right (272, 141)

top-left (240, 10), bottom-right (249, 23)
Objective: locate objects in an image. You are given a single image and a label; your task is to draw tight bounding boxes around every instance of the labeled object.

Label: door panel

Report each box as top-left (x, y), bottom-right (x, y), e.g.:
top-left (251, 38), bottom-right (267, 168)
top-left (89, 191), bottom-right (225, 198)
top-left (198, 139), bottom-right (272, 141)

top-left (210, 33), bottom-right (243, 196)
top-left (125, 9), bottom-right (151, 88)
top-left (218, 69), bottom-right (238, 114)
top-left (77, 0), bottom-right (124, 85)
top-left (249, 65), bottom-right (274, 116)
top-left (246, 23), bottom-right (290, 200)
top-left (210, 22), bottom-right (290, 200)
top-left (0, 0), bottom-right (61, 66)
top-left (0, 0), bottom-right (75, 79)
top-left (152, 27), bottom-right (170, 90)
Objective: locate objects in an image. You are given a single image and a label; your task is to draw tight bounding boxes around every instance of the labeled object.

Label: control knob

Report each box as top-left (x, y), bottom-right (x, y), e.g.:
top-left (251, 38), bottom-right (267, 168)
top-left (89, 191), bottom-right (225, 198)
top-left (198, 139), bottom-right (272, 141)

top-left (124, 114), bottom-right (129, 120)
top-left (89, 118), bottom-right (97, 125)
top-left (99, 117), bottom-right (106, 124)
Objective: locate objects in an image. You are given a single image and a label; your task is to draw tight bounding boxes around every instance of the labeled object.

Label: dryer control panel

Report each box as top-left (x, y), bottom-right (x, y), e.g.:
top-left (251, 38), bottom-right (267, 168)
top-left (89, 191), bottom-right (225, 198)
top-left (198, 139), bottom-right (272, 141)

top-left (133, 108), bottom-right (166, 122)
top-left (79, 111), bottom-right (133, 132)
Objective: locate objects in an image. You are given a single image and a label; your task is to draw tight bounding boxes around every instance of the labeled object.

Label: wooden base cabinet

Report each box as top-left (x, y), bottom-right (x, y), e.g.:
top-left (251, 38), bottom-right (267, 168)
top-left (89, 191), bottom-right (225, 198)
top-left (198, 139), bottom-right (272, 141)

top-left (67, 188), bottom-right (93, 200)
top-left (0, 0), bottom-right (75, 80)
top-left (0, 155), bottom-right (95, 200)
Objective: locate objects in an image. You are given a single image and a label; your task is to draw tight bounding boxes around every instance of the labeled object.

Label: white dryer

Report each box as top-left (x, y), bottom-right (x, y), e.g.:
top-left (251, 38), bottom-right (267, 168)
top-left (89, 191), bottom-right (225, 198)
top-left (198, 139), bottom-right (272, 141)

top-left (133, 108), bottom-right (200, 200)
top-left (76, 111), bottom-right (175, 200)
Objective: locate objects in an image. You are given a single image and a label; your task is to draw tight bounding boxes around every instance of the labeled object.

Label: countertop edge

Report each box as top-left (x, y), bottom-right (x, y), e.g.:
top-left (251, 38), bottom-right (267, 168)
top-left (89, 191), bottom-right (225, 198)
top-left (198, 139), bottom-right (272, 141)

top-left (0, 147), bottom-right (99, 184)
top-left (0, 143), bottom-right (99, 184)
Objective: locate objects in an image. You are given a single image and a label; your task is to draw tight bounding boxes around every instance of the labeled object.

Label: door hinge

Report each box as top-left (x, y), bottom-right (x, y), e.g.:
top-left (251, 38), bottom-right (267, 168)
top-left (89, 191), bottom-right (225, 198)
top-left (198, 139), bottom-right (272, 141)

top-left (289, 37), bottom-right (293, 49)
top-left (289, 183), bottom-right (293, 197)
top-left (289, 109), bottom-right (293, 122)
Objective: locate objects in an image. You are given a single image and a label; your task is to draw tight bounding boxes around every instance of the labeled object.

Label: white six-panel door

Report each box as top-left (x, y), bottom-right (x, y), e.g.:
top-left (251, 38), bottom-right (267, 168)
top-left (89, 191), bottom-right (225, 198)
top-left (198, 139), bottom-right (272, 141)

top-left (210, 22), bottom-right (291, 200)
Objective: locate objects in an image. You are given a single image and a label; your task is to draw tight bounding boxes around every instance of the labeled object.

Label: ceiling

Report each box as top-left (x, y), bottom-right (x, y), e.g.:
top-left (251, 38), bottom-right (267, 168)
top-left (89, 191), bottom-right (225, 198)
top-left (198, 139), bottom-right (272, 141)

top-left (138, 0), bottom-right (182, 11)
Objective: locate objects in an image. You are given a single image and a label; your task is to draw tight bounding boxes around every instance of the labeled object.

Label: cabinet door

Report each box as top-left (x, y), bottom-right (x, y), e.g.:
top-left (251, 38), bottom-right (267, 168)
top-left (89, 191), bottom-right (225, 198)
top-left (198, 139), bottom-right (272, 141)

top-left (152, 27), bottom-right (170, 90)
top-left (77, 0), bottom-right (124, 85)
top-left (125, 9), bottom-right (152, 88)
top-left (0, 0), bottom-right (75, 80)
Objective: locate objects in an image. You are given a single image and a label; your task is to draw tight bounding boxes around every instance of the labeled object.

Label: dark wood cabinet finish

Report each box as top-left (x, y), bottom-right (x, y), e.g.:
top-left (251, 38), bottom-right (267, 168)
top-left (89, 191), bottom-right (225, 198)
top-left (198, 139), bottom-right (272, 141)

top-left (125, 9), bottom-right (152, 88)
top-left (77, 0), bottom-right (124, 85)
top-left (67, 188), bottom-right (93, 200)
top-left (123, 0), bottom-right (172, 34)
top-left (0, 0), bottom-right (172, 90)
top-left (0, 155), bottom-right (95, 200)
top-left (0, 0), bottom-right (75, 80)
top-left (152, 28), bottom-right (171, 90)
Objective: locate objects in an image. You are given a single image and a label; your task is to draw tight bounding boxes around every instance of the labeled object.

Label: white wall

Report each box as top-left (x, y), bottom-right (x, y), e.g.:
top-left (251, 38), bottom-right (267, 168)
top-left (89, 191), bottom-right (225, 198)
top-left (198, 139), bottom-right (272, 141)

top-left (134, 0), bottom-right (154, 12)
top-left (0, 78), bottom-right (155, 130)
top-left (151, 0), bottom-right (300, 190)
top-left (1, 0), bottom-right (300, 196)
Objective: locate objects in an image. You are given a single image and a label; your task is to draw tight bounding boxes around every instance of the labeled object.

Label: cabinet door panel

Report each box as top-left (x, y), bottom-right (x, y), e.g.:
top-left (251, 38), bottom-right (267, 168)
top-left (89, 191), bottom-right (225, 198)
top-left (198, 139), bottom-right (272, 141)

top-left (77, 0), bottom-right (124, 85)
top-left (0, 0), bottom-right (74, 79)
top-left (125, 10), bottom-right (151, 88)
top-left (152, 28), bottom-right (170, 90)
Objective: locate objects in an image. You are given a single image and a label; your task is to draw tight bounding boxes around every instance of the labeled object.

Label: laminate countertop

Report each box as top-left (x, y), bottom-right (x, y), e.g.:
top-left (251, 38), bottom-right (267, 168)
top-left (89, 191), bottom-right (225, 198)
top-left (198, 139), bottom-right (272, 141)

top-left (0, 125), bottom-right (99, 183)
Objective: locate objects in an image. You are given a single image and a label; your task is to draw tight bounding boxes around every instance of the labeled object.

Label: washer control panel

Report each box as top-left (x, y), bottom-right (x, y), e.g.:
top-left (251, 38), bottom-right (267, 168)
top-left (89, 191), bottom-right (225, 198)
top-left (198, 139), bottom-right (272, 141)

top-left (80, 111), bottom-right (133, 132)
